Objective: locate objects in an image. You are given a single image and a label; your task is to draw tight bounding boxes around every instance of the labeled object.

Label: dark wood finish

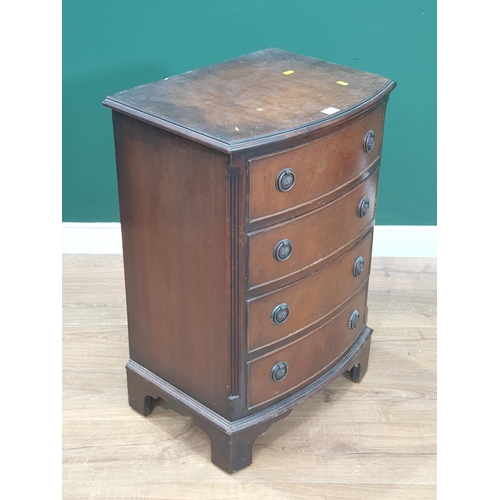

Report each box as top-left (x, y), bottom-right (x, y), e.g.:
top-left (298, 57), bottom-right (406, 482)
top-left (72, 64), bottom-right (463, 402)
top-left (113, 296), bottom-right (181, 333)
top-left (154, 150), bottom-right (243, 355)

top-left (104, 48), bottom-right (395, 473)
top-left (103, 48), bottom-right (395, 152)
top-left (248, 106), bottom-right (385, 222)
top-left (245, 157), bottom-right (380, 233)
top-left (125, 360), bottom-right (291, 474)
top-left (112, 112), bottom-right (235, 416)
top-left (344, 332), bottom-right (372, 383)
top-left (198, 415), bottom-right (291, 474)
top-left (247, 232), bottom-right (373, 352)
top-left (247, 286), bottom-right (368, 408)
top-left (248, 169), bottom-right (378, 289)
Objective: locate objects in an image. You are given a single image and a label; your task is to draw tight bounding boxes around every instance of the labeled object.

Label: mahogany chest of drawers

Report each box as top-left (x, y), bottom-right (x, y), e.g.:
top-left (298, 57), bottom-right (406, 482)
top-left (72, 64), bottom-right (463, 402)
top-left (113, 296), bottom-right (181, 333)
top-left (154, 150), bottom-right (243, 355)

top-left (104, 48), bottom-right (396, 473)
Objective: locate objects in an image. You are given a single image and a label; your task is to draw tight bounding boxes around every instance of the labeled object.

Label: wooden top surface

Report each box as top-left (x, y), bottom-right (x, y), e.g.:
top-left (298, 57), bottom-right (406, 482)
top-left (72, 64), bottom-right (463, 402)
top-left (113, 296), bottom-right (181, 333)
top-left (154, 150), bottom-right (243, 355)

top-left (104, 48), bottom-right (395, 152)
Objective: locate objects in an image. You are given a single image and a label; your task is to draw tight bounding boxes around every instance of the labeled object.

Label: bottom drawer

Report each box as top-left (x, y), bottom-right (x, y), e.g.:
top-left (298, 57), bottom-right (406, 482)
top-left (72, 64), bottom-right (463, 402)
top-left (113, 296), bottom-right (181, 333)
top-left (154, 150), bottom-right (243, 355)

top-left (247, 285), bottom-right (368, 409)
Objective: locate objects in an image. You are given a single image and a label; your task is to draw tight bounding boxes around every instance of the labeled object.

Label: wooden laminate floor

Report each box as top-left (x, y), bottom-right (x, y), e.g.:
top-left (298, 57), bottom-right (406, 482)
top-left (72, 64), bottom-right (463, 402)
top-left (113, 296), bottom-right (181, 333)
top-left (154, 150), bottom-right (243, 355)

top-left (62, 256), bottom-right (436, 499)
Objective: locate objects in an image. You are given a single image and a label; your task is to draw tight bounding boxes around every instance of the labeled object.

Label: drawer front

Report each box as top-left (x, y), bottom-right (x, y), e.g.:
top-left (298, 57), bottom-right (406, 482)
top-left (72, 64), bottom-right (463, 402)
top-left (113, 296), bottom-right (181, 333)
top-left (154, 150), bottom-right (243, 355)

top-left (247, 231), bottom-right (372, 352)
top-left (248, 104), bottom-right (385, 222)
top-left (247, 286), bottom-right (368, 408)
top-left (248, 169), bottom-right (378, 289)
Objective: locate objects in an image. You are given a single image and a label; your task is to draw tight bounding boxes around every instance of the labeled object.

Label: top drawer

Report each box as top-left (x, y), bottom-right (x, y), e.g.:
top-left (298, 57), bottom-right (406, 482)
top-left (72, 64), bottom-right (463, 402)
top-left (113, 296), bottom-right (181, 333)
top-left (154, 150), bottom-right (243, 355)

top-left (248, 104), bottom-right (386, 222)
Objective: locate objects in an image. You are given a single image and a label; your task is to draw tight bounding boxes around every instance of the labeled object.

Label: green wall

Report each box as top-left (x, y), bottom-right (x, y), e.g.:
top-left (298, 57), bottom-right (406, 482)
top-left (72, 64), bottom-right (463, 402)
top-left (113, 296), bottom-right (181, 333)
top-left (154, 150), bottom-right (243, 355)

top-left (63, 0), bottom-right (436, 225)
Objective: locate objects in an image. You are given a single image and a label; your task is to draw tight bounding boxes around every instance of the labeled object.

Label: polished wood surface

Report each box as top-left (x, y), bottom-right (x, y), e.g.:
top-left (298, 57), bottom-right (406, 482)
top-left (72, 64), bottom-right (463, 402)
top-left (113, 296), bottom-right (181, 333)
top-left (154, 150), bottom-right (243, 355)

top-left (105, 50), bottom-right (396, 472)
top-left (247, 234), bottom-right (372, 352)
top-left (247, 170), bottom-right (378, 290)
top-left (248, 105), bottom-right (384, 222)
top-left (247, 286), bottom-right (368, 408)
top-left (112, 112), bottom-right (233, 414)
top-left (63, 255), bottom-right (436, 498)
top-left (103, 48), bottom-right (395, 150)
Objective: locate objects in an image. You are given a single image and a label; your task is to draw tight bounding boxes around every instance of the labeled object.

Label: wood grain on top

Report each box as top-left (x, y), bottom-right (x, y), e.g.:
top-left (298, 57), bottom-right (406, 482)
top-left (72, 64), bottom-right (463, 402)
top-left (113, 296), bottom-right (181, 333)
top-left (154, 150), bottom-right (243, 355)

top-left (103, 48), bottom-right (395, 148)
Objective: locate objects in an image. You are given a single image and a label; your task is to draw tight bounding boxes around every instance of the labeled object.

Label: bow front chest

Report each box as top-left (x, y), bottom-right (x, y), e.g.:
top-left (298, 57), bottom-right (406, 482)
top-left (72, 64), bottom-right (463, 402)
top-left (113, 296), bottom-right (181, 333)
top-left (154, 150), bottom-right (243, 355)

top-left (104, 48), bottom-right (396, 473)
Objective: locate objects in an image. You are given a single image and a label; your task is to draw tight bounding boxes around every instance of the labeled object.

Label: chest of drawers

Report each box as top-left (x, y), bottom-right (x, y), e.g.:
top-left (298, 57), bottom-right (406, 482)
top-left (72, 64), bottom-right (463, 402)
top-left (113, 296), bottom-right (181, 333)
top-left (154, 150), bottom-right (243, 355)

top-left (104, 48), bottom-right (396, 473)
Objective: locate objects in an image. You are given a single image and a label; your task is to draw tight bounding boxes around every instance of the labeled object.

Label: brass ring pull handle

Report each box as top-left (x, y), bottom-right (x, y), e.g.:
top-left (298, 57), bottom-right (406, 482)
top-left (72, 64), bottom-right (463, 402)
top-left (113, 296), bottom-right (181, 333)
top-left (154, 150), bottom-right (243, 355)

top-left (271, 362), bottom-right (288, 382)
top-left (271, 303), bottom-right (290, 325)
top-left (276, 168), bottom-right (296, 192)
top-left (349, 310), bottom-right (360, 330)
top-left (353, 257), bottom-right (365, 277)
top-left (364, 130), bottom-right (375, 152)
top-left (358, 197), bottom-right (370, 218)
top-left (274, 239), bottom-right (293, 262)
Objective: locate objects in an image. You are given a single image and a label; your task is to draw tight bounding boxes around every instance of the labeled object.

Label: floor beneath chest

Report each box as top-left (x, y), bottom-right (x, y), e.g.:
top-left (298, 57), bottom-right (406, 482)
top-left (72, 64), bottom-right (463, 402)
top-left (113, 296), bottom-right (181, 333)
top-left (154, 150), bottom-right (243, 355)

top-left (62, 255), bottom-right (436, 499)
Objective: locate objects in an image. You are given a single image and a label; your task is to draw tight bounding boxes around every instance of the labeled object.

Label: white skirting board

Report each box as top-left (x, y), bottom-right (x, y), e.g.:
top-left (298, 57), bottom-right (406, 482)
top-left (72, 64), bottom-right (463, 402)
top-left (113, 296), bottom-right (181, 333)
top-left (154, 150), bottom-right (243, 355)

top-left (61, 223), bottom-right (437, 258)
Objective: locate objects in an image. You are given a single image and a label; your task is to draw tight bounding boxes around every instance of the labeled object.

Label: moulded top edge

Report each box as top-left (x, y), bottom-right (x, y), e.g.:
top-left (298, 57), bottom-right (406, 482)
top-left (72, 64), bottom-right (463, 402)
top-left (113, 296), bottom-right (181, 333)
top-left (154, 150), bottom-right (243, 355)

top-left (103, 48), bottom-right (397, 153)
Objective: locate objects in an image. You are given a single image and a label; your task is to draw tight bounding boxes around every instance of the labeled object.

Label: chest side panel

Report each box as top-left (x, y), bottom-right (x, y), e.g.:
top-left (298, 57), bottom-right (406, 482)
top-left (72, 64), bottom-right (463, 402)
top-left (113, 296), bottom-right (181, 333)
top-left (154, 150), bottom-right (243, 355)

top-left (112, 112), bottom-right (231, 413)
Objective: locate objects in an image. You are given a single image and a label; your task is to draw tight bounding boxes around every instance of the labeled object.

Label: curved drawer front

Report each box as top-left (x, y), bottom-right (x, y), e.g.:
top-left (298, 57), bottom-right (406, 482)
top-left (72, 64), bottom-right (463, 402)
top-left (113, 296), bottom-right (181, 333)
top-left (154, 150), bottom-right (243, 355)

top-left (248, 104), bottom-right (386, 222)
top-left (247, 232), bottom-right (372, 352)
top-left (247, 285), bottom-right (368, 409)
top-left (248, 169), bottom-right (378, 289)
